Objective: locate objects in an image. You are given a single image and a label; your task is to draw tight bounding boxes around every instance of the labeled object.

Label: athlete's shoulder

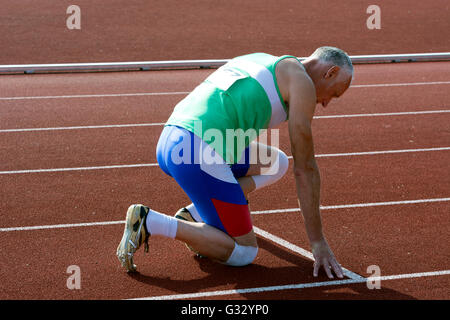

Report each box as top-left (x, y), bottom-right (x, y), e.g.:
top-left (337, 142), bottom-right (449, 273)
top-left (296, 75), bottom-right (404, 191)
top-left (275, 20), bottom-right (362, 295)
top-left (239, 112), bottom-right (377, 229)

top-left (277, 57), bottom-right (311, 82)
top-left (276, 57), bottom-right (315, 102)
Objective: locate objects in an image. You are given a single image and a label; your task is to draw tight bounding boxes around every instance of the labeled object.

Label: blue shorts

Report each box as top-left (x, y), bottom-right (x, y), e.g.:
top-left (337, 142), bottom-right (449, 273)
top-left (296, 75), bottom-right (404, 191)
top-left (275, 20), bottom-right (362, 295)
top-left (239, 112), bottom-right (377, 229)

top-left (156, 125), bottom-right (252, 237)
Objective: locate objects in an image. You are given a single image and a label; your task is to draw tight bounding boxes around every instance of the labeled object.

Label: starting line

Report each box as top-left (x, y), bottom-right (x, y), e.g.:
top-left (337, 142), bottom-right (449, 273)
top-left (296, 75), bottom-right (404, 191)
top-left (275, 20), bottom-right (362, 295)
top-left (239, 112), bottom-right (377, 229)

top-left (130, 211), bottom-right (450, 300)
top-left (1, 195), bottom-right (448, 299)
top-left (131, 269), bottom-right (450, 300)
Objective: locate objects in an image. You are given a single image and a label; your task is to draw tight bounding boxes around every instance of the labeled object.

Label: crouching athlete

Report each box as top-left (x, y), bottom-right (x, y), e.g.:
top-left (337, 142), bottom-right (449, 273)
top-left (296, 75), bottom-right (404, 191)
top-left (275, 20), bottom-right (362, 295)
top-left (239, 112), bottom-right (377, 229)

top-left (117, 46), bottom-right (353, 279)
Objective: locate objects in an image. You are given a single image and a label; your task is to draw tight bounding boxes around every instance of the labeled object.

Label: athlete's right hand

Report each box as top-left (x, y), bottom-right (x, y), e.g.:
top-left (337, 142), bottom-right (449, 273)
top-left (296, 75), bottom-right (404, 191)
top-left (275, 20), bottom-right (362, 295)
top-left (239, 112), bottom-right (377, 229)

top-left (310, 238), bottom-right (344, 279)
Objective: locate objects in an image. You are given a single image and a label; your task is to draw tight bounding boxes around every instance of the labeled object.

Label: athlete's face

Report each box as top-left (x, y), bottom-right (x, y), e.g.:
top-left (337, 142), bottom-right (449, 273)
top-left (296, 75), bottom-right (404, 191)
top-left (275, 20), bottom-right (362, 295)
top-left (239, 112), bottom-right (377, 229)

top-left (316, 67), bottom-right (352, 108)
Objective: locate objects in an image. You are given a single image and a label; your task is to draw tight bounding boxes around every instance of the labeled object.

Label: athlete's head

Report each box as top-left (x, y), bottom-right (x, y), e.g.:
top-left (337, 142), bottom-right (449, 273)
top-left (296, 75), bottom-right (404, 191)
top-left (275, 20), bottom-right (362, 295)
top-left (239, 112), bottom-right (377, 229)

top-left (304, 46), bottom-right (353, 108)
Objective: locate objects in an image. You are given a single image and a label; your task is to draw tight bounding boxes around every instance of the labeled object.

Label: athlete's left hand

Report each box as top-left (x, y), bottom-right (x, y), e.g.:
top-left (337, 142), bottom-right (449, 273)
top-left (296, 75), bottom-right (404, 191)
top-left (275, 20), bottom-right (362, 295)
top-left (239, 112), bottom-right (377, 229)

top-left (310, 238), bottom-right (344, 279)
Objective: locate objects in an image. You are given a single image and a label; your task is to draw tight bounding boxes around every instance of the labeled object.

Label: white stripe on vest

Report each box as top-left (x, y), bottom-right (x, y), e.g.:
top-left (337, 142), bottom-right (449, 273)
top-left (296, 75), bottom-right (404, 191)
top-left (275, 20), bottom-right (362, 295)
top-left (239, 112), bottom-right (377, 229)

top-left (226, 59), bottom-right (287, 128)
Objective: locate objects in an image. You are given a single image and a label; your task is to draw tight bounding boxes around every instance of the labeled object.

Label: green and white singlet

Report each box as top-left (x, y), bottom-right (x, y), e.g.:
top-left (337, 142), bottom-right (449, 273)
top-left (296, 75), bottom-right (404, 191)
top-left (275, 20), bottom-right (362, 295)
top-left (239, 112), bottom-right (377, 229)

top-left (166, 52), bottom-right (300, 164)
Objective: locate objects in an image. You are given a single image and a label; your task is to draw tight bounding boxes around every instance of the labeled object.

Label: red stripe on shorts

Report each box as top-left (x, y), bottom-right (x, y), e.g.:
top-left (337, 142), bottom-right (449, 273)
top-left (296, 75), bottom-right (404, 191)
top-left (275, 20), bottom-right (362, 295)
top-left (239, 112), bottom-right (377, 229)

top-left (211, 198), bottom-right (252, 237)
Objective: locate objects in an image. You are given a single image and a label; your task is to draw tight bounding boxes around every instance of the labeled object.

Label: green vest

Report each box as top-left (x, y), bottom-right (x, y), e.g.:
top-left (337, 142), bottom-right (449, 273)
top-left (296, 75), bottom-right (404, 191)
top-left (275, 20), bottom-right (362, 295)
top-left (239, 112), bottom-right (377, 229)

top-left (166, 52), bottom-right (298, 164)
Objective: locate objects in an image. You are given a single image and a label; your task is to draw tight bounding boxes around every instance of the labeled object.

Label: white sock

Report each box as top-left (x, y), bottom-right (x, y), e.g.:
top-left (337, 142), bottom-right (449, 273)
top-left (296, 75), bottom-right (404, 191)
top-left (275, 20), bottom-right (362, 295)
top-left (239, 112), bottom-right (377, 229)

top-left (186, 203), bottom-right (203, 222)
top-left (145, 209), bottom-right (178, 239)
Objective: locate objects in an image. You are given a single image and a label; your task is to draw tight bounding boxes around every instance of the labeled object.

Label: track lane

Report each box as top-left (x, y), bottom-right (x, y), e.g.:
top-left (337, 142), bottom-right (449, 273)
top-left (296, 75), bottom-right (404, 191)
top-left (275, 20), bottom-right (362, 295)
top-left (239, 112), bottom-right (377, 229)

top-left (0, 226), bottom-right (317, 300)
top-left (1, 150), bottom-right (448, 229)
top-left (1, 63), bottom-right (450, 130)
top-left (1, 201), bottom-right (448, 300)
top-left (1, 113), bottom-right (449, 171)
top-left (1, 85), bottom-right (449, 130)
top-left (251, 202), bottom-right (450, 276)
top-left (1, 62), bottom-right (449, 300)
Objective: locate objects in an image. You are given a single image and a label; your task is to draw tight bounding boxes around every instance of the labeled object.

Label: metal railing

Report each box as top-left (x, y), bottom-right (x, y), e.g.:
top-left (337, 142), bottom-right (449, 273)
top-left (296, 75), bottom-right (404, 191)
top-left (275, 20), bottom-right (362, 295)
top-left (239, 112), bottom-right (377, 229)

top-left (0, 52), bottom-right (449, 74)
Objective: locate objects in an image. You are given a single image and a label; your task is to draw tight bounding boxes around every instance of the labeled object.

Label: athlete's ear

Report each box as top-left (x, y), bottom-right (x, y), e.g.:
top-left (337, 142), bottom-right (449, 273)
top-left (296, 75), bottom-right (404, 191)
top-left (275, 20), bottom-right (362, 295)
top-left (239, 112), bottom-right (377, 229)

top-left (324, 65), bottom-right (340, 79)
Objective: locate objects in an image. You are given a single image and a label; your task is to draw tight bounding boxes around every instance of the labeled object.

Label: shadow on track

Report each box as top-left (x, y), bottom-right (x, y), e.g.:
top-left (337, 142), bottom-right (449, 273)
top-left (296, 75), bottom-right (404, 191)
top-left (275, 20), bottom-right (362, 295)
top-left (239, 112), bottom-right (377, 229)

top-left (127, 236), bottom-right (416, 300)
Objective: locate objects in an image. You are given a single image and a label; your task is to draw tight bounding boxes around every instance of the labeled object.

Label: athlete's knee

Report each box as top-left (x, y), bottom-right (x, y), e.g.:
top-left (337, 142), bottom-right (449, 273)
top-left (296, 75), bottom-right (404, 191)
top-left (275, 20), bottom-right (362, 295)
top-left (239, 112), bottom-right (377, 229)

top-left (273, 147), bottom-right (289, 177)
top-left (252, 147), bottom-right (289, 189)
top-left (223, 242), bottom-right (259, 267)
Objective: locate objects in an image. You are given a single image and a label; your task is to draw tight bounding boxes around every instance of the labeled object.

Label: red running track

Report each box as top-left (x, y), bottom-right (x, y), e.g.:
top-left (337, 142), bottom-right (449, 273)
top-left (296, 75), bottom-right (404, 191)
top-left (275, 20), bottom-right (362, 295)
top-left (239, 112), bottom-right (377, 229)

top-left (0, 62), bottom-right (449, 300)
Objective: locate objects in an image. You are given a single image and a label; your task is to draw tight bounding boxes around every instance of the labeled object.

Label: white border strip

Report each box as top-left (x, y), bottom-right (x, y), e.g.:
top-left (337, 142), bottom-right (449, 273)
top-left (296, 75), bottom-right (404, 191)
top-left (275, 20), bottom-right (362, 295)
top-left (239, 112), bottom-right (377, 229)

top-left (1, 197), bottom-right (448, 232)
top-left (2, 109), bottom-right (449, 133)
top-left (1, 147), bottom-right (448, 175)
top-left (1, 52), bottom-right (449, 73)
top-left (132, 270), bottom-right (450, 300)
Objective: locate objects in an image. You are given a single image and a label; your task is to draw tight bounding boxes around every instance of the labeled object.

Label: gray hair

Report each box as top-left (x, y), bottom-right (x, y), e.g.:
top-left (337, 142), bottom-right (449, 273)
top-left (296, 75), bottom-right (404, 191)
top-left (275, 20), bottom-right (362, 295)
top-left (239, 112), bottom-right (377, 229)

top-left (311, 46), bottom-right (353, 74)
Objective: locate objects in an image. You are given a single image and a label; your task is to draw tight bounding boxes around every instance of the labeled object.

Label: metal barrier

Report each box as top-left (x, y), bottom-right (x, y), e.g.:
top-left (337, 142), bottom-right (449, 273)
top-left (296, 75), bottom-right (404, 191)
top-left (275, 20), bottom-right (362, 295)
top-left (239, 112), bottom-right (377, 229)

top-left (0, 52), bottom-right (449, 74)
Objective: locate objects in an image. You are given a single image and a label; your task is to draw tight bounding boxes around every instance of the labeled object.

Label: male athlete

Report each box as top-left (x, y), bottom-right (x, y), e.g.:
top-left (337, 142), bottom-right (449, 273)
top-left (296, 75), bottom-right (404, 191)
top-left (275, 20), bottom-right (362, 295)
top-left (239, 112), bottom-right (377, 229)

top-left (117, 46), bottom-right (353, 279)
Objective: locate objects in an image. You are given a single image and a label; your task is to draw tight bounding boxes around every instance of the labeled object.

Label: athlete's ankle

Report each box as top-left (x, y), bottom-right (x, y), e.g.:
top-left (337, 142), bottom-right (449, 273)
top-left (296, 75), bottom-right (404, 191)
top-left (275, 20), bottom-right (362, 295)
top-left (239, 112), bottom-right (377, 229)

top-left (146, 209), bottom-right (178, 239)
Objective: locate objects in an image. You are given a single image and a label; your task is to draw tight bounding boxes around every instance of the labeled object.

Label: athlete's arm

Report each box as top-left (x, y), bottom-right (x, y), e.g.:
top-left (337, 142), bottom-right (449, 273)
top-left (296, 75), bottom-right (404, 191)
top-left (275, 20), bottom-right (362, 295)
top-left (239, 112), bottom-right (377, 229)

top-left (284, 64), bottom-right (344, 279)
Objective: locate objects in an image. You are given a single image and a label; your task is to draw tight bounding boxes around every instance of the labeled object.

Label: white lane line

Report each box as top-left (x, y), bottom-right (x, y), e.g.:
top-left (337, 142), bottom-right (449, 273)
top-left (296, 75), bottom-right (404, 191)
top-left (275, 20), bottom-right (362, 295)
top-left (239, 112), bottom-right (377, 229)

top-left (1, 197), bottom-right (448, 232)
top-left (0, 123), bottom-right (166, 133)
top-left (0, 221), bottom-right (126, 232)
top-left (310, 147), bottom-right (450, 158)
top-left (1, 81), bottom-right (449, 101)
top-left (0, 220), bottom-right (125, 232)
top-left (1, 109), bottom-right (449, 133)
top-left (314, 109), bottom-right (450, 119)
top-left (253, 227), bottom-right (314, 260)
top-left (253, 227), bottom-right (364, 280)
top-left (351, 81), bottom-right (450, 88)
top-left (1, 147), bottom-right (449, 175)
top-left (131, 270), bottom-right (450, 300)
top-left (252, 197), bottom-right (450, 214)
top-left (0, 163), bottom-right (159, 175)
